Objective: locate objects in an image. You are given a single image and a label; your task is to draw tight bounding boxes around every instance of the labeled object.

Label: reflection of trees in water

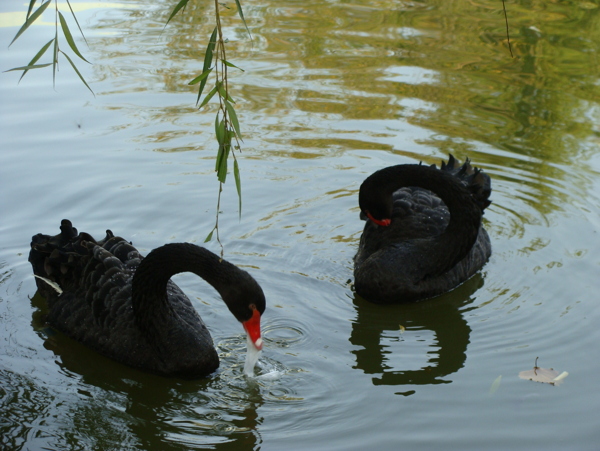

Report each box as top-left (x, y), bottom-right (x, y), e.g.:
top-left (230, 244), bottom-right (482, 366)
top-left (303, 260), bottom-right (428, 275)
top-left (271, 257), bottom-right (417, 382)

top-left (29, 291), bottom-right (263, 451)
top-left (85, 1), bottom-right (599, 218)
top-left (350, 274), bottom-right (485, 396)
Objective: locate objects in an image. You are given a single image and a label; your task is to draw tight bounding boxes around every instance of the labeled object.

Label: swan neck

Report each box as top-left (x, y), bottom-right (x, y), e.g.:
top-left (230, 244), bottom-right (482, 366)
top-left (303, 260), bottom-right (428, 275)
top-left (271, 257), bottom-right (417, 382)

top-left (362, 164), bottom-right (481, 236)
top-left (360, 164), bottom-right (483, 276)
top-left (131, 243), bottom-right (264, 323)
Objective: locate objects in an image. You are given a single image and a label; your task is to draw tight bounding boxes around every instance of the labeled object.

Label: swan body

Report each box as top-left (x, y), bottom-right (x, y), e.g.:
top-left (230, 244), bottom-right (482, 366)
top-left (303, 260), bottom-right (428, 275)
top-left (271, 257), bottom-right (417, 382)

top-left (354, 155), bottom-right (492, 303)
top-left (29, 220), bottom-right (266, 378)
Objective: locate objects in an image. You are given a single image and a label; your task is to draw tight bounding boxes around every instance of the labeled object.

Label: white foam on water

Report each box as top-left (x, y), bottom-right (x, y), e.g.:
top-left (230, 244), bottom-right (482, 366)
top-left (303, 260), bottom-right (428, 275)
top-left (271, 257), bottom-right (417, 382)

top-left (255, 370), bottom-right (283, 381)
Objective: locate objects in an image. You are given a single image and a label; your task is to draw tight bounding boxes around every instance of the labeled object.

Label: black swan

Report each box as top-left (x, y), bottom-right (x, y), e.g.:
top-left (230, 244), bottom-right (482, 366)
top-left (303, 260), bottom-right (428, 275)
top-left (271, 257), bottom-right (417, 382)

top-left (29, 220), bottom-right (266, 378)
top-left (354, 155), bottom-right (492, 303)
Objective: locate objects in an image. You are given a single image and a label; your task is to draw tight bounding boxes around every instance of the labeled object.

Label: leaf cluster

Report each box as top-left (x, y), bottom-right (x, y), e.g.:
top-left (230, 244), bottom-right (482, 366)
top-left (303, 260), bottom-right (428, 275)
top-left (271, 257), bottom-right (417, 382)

top-left (167, 1), bottom-right (250, 246)
top-left (7, 0), bottom-right (253, 251)
top-left (5, 0), bottom-right (93, 94)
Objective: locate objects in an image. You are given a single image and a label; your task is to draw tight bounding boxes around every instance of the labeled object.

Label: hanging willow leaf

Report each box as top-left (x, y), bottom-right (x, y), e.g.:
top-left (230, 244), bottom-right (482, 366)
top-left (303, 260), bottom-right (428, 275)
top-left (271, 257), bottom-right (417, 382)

top-left (3, 62), bottom-right (53, 73)
top-left (188, 68), bottom-right (213, 85)
top-left (233, 0), bottom-right (252, 38)
top-left (199, 84), bottom-right (219, 109)
top-left (197, 27), bottom-right (218, 105)
top-left (59, 12), bottom-right (90, 63)
top-left (26, 0), bottom-right (38, 20)
top-left (215, 117), bottom-right (231, 183)
top-left (225, 100), bottom-right (242, 139)
top-left (14, 38), bottom-right (55, 81)
top-left (234, 158), bottom-right (242, 216)
top-left (9, 0), bottom-right (51, 47)
top-left (217, 139), bottom-right (230, 183)
top-left (203, 27), bottom-right (218, 69)
top-left (222, 60), bottom-right (245, 71)
top-left (60, 50), bottom-right (94, 96)
top-left (65, 0), bottom-right (88, 46)
top-left (204, 228), bottom-right (215, 243)
top-left (502, 0), bottom-right (513, 57)
top-left (52, 34), bottom-right (58, 87)
top-left (215, 143), bottom-right (225, 176)
top-left (217, 83), bottom-right (235, 103)
top-left (215, 114), bottom-right (225, 146)
top-left (165, 0), bottom-right (190, 26)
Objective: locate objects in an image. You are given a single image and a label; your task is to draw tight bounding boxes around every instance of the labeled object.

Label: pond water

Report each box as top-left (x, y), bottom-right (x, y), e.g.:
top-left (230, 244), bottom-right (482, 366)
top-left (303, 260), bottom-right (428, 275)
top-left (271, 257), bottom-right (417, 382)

top-left (1, 0), bottom-right (599, 450)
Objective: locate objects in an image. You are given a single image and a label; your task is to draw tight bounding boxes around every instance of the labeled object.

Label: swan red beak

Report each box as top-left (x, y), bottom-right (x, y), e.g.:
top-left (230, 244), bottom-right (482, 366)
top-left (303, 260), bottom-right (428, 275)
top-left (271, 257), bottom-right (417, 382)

top-left (366, 211), bottom-right (391, 227)
top-left (243, 307), bottom-right (263, 351)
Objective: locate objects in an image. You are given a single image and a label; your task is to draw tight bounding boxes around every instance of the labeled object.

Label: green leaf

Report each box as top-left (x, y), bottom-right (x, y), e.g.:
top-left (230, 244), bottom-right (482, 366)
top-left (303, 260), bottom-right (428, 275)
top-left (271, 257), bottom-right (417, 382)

top-left (197, 27), bottom-right (218, 104)
top-left (234, 158), bottom-right (242, 216)
top-left (204, 228), bottom-right (214, 243)
top-left (217, 142), bottom-right (230, 183)
top-left (16, 38), bottom-right (54, 81)
top-left (60, 50), bottom-right (95, 96)
top-left (215, 115), bottom-right (225, 146)
top-left (199, 83), bottom-right (219, 108)
top-left (188, 68), bottom-right (213, 85)
top-left (223, 60), bottom-right (245, 72)
top-left (216, 83), bottom-right (234, 103)
top-left (9, 0), bottom-right (51, 47)
top-left (26, 0), bottom-right (38, 20)
top-left (165, 0), bottom-right (190, 26)
top-left (203, 27), bottom-right (218, 69)
top-left (223, 133), bottom-right (232, 183)
top-left (215, 144), bottom-right (224, 172)
top-left (52, 34), bottom-right (58, 87)
top-left (59, 12), bottom-right (91, 63)
top-left (215, 120), bottom-right (231, 183)
top-left (65, 0), bottom-right (88, 46)
top-left (225, 101), bottom-right (242, 139)
top-left (233, 0), bottom-right (252, 39)
top-left (4, 62), bottom-right (53, 73)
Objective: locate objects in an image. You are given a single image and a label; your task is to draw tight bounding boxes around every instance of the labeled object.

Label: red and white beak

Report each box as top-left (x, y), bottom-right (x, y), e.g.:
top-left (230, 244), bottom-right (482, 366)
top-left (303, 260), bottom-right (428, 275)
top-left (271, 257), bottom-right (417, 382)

top-left (242, 307), bottom-right (263, 351)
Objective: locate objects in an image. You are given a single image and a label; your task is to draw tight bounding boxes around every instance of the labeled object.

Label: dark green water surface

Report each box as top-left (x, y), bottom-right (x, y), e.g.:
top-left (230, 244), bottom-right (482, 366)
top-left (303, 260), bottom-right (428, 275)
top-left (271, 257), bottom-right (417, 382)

top-left (1, 1), bottom-right (599, 449)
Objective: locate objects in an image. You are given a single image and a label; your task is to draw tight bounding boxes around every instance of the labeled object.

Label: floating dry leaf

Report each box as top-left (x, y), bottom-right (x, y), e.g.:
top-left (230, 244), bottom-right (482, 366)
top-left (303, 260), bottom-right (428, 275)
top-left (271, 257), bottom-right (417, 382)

top-left (519, 358), bottom-right (568, 386)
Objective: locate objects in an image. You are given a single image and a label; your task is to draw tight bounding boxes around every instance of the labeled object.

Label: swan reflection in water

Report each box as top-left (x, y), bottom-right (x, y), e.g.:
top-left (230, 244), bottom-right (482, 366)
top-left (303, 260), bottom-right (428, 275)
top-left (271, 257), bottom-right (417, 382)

top-left (351, 155), bottom-right (491, 394)
top-left (350, 274), bottom-right (485, 396)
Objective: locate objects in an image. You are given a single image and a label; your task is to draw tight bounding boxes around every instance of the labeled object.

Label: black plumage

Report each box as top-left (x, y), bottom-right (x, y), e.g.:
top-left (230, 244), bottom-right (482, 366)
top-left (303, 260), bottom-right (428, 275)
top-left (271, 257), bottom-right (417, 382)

top-left (354, 155), bottom-right (492, 303)
top-left (29, 220), bottom-right (266, 378)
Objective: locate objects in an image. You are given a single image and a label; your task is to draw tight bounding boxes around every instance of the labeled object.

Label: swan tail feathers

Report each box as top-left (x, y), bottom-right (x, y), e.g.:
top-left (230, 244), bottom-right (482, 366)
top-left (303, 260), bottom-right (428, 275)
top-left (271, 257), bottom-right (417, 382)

top-left (440, 154), bottom-right (492, 212)
top-left (29, 220), bottom-right (138, 301)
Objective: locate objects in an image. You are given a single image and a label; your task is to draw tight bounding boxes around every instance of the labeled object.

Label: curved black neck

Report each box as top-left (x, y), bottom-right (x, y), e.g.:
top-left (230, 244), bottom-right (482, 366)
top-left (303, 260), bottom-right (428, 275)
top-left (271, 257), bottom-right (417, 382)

top-left (359, 164), bottom-right (483, 276)
top-left (131, 243), bottom-right (263, 322)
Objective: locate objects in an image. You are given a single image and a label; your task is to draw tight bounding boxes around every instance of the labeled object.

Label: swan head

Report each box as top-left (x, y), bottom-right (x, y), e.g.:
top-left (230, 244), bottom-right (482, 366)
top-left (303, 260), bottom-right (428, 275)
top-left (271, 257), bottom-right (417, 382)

top-left (358, 174), bottom-right (393, 227)
top-left (224, 280), bottom-right (266, 351)
top-left (364, 211), bottom-right (391, 227)
top-left (214, 261), bottom-right (266, 352)
top-left (242, 304), bottom-right (263, 351)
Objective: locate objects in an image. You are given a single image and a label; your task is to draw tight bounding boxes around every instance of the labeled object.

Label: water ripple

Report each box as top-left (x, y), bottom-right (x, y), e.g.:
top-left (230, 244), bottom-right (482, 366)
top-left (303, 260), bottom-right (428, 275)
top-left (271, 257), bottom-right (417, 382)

top-left (262, 317), bottom-right (307, 348)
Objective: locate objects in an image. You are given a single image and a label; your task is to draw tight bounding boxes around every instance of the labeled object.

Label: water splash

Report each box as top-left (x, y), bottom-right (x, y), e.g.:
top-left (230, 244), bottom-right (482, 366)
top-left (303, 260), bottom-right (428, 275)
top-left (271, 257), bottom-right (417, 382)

top-left (255, 370), bottom-right (283, 381)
